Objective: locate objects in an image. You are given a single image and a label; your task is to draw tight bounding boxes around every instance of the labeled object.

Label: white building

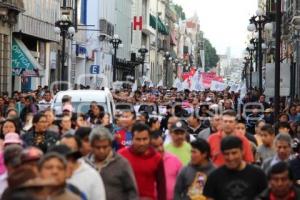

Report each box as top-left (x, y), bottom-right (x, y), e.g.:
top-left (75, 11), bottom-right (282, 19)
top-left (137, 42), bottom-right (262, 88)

top-left (85, 0), bottom-right (133, 87)
top-left (131, 0), bottom-right (169, 85)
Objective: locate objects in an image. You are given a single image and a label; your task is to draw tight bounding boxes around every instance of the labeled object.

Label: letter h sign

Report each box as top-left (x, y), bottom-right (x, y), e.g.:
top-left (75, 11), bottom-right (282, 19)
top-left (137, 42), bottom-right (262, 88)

top-left (133, 16), bottom-right (143, 31)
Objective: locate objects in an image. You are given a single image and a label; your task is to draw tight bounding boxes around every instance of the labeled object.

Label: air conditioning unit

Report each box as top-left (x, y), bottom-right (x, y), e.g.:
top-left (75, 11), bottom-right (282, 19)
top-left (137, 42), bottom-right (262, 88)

top-left (100, 19), bottom-right (107, 34)
top-left (107, 22), bottom-right (114, 36)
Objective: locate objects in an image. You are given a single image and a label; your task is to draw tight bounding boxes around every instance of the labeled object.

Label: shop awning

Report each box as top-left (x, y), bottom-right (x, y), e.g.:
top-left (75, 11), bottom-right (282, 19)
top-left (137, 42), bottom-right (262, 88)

top-left (149, 14), bottom-right (169, 35)
top-left (11, 38), bottom-right (43, 77)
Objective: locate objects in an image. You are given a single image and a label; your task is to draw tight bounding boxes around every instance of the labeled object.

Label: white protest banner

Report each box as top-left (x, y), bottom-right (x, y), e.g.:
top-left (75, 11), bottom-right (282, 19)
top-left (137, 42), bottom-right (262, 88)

top-left (112, 81), bottom-right (123, 90)
top-left (132, 81), bottom-right (138, 92)
top-left (173, 78), bottom-right (181, 88)
top-left (182, 79), bottom-right (189, 90)
top-left (229, 84), bottom-right (240, 93)
top-left (157, 79), bottom-right (163, 87)
top-left (210, 80), bottom-right (227, 91)
top-left (240, 82), bottom-right (247, 98)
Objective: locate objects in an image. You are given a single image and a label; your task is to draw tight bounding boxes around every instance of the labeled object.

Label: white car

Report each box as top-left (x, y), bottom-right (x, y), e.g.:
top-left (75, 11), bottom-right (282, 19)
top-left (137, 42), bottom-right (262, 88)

top-left (51, 89), bottom-right (115, 122)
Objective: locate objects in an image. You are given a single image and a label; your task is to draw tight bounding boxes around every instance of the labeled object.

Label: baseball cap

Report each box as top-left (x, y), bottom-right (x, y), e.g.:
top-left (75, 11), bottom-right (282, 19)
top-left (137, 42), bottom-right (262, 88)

top-left (62, 104), bottom-right (73, 112)
top-left (4, 133), bottom-right (23, 145)
top-left (171, 121), bottom-right (187, 132)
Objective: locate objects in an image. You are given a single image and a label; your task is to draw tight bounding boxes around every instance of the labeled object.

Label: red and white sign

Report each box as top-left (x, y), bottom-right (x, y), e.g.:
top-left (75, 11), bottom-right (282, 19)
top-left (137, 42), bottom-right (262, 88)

top-left (133, 16), bottom-right (143, 31)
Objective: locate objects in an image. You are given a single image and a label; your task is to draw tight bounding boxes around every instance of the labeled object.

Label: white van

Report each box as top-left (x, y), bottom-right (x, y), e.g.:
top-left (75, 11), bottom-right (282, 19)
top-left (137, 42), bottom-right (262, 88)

top-left (51, 89), bottom-right (115, 122)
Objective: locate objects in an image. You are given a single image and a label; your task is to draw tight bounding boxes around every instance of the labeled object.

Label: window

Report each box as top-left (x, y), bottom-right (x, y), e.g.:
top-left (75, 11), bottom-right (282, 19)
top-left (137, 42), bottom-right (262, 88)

top-left (0, 34), bottom-right (9, 93)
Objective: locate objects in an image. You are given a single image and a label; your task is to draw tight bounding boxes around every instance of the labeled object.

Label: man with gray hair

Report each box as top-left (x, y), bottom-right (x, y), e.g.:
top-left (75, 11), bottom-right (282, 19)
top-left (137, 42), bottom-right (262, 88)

top-left (85, 126), bottom-right (138, 200)
top-left (262, 133), bottom-right (292, 173)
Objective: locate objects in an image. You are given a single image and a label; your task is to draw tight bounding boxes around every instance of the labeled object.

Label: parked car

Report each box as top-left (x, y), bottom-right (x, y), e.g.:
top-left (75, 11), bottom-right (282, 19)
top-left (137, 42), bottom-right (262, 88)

top-left (51, 89), bottom-right (115, 122)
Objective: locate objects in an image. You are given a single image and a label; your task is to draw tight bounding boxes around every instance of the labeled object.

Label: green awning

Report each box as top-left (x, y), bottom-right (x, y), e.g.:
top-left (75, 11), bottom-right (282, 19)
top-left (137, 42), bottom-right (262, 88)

top-left (149, 14), bottom-right (169, 35)
top-left (12, 38), bottom-right (42, 77)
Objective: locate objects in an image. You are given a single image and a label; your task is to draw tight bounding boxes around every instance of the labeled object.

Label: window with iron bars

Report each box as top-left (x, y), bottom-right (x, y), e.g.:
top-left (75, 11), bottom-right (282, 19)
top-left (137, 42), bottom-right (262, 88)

top-left (0, 34), bottom-right (9, 94)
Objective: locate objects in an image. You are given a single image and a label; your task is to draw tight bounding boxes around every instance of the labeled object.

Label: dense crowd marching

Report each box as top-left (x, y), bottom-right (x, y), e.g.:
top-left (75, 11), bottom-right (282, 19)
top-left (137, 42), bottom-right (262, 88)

top-left (0, 85), bottom-right (300, 199)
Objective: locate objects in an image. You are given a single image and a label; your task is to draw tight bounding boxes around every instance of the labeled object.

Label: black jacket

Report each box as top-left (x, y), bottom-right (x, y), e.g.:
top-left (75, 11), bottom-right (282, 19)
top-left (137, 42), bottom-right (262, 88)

top-left (187, 125), bottom-right (206, 138)
top-left (22, 130), bottom-right (60, 153)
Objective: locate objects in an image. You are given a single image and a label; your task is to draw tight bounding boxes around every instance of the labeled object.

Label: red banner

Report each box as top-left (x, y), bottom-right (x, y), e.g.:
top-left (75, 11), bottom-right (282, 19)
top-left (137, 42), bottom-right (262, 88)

top-left (182, 72), bottom-right (190, 81)
top-left (201, 72), bottom-right (224, 88)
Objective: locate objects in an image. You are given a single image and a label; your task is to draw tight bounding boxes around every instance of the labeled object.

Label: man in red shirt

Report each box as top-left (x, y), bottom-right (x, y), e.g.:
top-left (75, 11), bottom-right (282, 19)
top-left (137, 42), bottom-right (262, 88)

top-left (119, 123), bottom-right (166, 200)
top-left (208, 110), bottom-right (254, 167)
top-left (113, 110), bottom-right (136, 150)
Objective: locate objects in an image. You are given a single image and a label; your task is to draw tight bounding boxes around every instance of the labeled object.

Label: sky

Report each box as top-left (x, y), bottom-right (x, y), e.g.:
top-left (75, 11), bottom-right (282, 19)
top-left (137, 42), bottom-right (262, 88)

top-left (173, 0), bottom-right (258, 58)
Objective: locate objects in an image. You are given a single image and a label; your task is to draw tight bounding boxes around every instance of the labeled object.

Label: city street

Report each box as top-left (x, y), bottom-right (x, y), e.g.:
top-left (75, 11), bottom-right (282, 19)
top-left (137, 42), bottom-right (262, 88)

top-left (1, 0), bottom-right (300, 200)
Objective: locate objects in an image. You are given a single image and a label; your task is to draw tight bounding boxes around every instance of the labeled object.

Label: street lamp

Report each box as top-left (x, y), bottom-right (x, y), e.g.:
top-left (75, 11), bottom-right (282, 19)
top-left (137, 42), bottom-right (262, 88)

top-left (173, 58), bottom-right (180, 78)
top-left (246, 43), bottom-right (255, 89)
top-left (164, 52), bottom-right (172, 87)
top-left (249, 37), bottom-right (258, 71)
top-left (109, 34), bottom-right (122, 82)
top-left (274, 0), bottom-right (281, 133)
top-left (138, 45), bottom-right (148, 77)
top-left (55, 15), bottom-right (75, 90)
top-left (242, 61), bottom-right (249, 89)
top-left (248, 9), bottom-right (271, 94)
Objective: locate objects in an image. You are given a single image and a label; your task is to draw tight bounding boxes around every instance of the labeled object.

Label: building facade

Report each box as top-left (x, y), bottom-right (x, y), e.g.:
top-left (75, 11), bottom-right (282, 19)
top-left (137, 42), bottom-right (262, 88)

top-left (0, 0), bottom-right (24, 94)
top-left (86, 0), bottom-right (134, 88)
top-left (12, 0), bottom-right (61, 92)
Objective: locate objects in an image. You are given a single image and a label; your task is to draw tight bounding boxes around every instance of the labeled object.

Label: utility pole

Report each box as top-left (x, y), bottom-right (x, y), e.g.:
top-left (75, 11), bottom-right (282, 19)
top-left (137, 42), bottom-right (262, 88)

top-left (274, 0), bottom-right (281, 133)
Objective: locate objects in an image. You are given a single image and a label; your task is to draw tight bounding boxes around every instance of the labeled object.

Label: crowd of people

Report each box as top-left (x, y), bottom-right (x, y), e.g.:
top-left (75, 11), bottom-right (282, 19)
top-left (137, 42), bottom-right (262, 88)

top-left (0, 85), bottom-right (300, 199)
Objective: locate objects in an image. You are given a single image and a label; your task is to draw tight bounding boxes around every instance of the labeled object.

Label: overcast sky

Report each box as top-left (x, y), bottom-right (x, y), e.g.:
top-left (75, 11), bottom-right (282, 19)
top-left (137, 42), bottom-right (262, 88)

top-left (173, 0), bottom-right (258, 58)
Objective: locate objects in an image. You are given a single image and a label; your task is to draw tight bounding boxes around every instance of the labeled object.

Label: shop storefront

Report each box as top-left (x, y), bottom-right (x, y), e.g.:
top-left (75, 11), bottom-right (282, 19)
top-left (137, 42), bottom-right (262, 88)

top-left (11, 38), bottom-right (43, 92)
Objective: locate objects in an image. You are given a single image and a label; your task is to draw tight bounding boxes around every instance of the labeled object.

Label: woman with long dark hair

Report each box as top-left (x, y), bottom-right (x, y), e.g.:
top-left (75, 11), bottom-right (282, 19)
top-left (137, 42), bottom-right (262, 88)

top-left (88, 105), bottom-right (104, 126)
top-left (21, 114), bottom-right (60, 153)
top-left (0, 119), bottom-right (20, 139)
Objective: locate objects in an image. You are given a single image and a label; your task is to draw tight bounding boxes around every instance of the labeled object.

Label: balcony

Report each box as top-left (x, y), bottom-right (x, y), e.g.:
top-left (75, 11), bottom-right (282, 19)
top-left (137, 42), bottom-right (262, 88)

top-left (0, 0), bottom-right (24, 25)
top-left (0, 0), bottom-right (24, 11)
